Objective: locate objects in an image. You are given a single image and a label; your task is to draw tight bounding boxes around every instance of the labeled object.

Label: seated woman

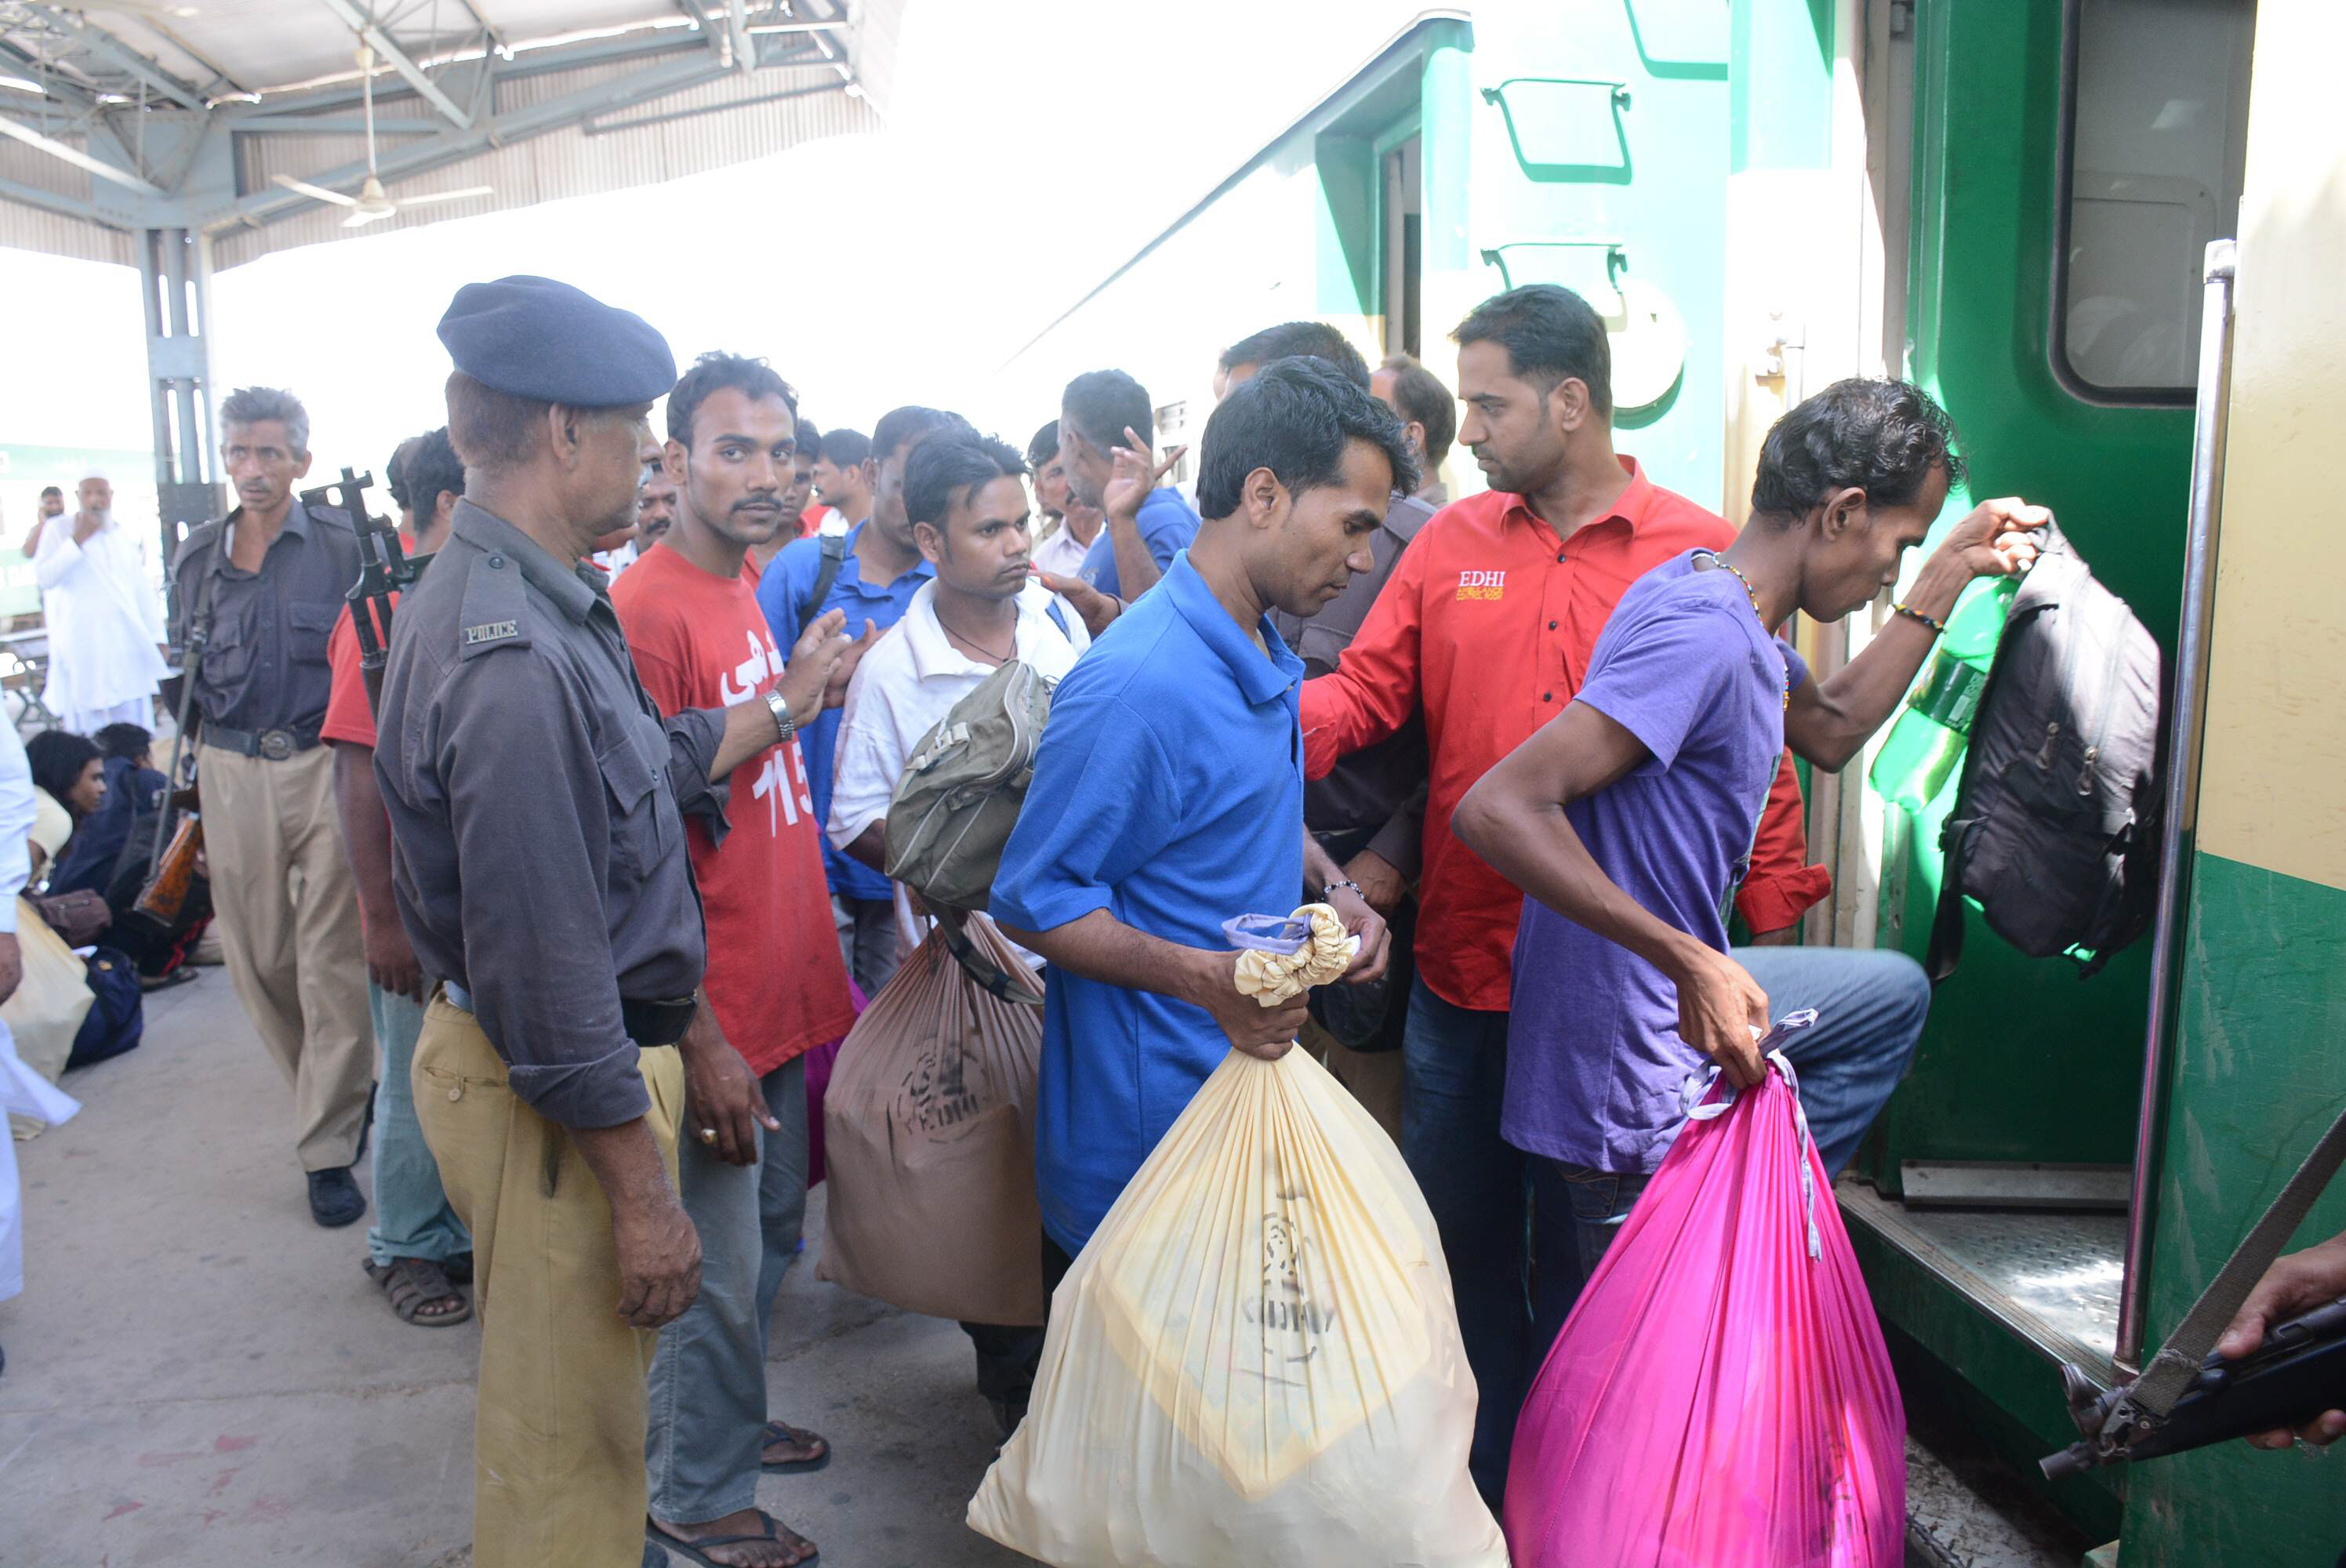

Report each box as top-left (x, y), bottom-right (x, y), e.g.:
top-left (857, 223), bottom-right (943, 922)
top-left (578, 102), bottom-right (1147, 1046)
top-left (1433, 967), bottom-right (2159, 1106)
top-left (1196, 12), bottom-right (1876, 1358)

top-left (48, 724), bottom-right (164, 904)
top-left (21, 730), bottom-right (95, 894)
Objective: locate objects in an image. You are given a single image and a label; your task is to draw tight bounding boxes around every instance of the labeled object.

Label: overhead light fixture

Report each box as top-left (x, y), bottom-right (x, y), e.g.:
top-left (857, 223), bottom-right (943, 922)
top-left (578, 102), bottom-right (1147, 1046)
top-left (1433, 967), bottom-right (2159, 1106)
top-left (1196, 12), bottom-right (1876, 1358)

top-left (844, 82), bottom-right (863, 99)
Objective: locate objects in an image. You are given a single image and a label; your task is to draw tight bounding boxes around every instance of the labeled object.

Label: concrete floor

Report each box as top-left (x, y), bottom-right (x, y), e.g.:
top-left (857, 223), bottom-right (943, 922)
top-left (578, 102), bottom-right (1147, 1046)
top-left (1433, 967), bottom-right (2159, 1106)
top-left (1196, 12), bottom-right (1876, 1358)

top-left (0, 965), bottom-right (1029, 1567)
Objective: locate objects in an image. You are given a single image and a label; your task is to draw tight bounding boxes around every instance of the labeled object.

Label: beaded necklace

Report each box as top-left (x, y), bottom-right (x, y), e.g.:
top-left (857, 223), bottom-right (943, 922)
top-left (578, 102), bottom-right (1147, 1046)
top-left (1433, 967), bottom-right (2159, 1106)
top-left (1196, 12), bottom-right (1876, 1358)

top-left (1696, 551), bottom-right (1790, 710)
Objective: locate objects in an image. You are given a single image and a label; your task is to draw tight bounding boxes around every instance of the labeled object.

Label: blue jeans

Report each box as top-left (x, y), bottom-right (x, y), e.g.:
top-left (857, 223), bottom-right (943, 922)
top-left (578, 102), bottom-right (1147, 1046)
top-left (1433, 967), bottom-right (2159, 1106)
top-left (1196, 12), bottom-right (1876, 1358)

top-left (365, 983), bottom-right (469, 1269)
top-left (1400, 976), bottom-right (1523, 1511)
top-left (645, 1056), bottom-right (811, 1524)
top-left (1528, 944), bottom-right (1931, 1360)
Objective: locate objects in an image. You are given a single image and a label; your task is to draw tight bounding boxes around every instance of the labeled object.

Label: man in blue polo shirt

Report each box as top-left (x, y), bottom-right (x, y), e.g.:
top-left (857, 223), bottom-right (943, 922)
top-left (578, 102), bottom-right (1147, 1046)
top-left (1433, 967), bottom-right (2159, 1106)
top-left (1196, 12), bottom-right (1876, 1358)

top-left (758, 405), bottom-right (968, 996)
top-left (994, 356), bottom-right (1409, 1269)
top-left (1059, 367), bottom-right (1200, 604)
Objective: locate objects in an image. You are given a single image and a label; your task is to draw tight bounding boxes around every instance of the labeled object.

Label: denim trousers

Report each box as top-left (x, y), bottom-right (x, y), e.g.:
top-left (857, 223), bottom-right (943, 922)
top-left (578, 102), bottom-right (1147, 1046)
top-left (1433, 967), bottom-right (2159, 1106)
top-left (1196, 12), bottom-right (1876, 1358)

top-left (645, 1054), bottom-right (811, 1524)
top-left (1398, 976), bottom-right (1523, 1511)
top-left (1528, 944), bottom-right (1932, 1361)
top-left (365, 982), bottom-right (469, 1269)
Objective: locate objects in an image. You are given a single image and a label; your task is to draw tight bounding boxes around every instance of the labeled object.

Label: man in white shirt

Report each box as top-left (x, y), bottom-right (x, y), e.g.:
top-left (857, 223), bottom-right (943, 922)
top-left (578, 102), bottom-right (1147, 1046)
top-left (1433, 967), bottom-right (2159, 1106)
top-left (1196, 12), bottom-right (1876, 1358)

top-left (828, 428), bottom-right (1088, 959)
top-left (809, 426), bottom-right (873, 539)
top-left (1024, 419), bottom-right (1102, 584)
top-left (823, 423), bottom-right (1088, 1438)
top-left (33, 472), bottom-right (165, 734)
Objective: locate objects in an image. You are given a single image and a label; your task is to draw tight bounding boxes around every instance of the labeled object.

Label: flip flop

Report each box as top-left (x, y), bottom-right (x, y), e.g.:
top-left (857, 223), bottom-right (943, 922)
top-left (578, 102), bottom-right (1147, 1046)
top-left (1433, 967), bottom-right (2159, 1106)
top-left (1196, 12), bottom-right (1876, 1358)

top-left (645, 1510), bottom-right (819, 1568)
top-left (759, 1420), bottom-right (830, 1474)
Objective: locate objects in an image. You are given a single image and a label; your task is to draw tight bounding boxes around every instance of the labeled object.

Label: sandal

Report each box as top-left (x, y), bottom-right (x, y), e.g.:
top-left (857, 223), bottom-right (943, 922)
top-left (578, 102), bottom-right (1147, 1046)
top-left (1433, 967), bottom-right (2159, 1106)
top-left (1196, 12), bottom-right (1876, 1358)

top-left (759, 1420), bottom-right (830, 1474)
top-left (139, 967), bottom-right (200, 993)
top-left (365, 1256), bottom-right (471, 1327)
top-left (646, 1510), bottom-right (818, 1568)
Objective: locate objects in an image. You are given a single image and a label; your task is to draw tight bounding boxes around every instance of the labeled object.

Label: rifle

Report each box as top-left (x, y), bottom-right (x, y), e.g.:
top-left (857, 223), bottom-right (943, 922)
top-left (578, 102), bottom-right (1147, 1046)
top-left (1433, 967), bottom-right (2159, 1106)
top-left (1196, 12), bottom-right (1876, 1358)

top-left (321, 466), bottom-right (427, 716)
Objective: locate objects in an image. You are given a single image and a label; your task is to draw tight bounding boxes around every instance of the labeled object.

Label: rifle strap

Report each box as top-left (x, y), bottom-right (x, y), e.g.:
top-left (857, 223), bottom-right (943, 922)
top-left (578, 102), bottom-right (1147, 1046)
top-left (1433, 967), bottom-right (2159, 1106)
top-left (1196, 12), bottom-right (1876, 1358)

top-left (2130, 1094), bottom-right (2346, 1420)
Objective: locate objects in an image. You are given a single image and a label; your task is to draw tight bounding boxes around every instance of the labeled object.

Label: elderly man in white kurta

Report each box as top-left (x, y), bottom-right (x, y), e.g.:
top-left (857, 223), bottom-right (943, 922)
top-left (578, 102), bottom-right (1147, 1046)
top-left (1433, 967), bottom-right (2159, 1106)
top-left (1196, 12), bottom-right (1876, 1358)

top-left (33, 474), bottom-right (166, 734)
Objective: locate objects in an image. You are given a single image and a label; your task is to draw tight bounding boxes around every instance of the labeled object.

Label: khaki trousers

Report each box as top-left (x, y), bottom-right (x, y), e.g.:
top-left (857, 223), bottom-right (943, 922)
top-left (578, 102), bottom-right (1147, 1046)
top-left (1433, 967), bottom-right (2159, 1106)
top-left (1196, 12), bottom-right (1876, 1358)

top-left (412, 997), bottom-right (685, 1568)
top-left (198, 742), bottom-right (374, 1171)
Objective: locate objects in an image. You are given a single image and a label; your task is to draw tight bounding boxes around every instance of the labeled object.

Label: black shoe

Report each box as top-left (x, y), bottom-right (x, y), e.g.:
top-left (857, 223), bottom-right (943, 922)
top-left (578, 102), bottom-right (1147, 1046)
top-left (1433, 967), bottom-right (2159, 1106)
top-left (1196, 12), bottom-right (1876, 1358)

top-left (307, 1166), bottom-right (365, 1228)
top-left (988, 1396), bottom-right (1028, 1442)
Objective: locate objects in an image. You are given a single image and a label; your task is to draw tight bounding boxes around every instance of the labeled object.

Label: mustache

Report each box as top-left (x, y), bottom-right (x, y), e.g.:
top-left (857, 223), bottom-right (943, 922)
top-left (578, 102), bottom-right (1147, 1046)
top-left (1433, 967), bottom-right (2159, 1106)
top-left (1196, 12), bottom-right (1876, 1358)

top-left (731, 492), bottom-right (782, 512)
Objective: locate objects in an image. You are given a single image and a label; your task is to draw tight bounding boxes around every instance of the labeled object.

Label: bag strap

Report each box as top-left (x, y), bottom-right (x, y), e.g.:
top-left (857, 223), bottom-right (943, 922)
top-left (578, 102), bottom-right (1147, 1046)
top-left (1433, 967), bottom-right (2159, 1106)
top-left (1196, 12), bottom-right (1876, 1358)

top-left (2124, 1096), bottom-right (2346, 1421)
top-left (934, 906), bottom-right (1043, 1007)
top-left (1924, 815), bottom-right (1971, 983)
top-left (797, 532), bottom-right (848, 641)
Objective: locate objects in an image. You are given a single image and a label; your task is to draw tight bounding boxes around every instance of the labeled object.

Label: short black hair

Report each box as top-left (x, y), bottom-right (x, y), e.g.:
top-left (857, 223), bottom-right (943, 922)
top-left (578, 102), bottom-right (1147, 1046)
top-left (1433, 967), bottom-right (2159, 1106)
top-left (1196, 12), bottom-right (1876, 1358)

top-left (1060, 368), bottom-right (1151, 453)
top-left (1452, 284), bottom-right (1612, 416)
top-left (871, 405), bottom-right (971, 466)
top-left (666, 351), bottom-right (797, 448)
top-left (1196, 356), bottom-right (1418, 519)
top-left (1378, 354), bottom-right (1457, 470)
top-left (1026, 419), bottom-right (1059, 470)
top-left (905, 430), bottom-right (1028, 532)
top-left (94, 722), bottom-right (151, 762)
top-left (404, 427), bottom-right (465, 521)
top-left (38, 485), bottom-right (60, 499)
top-left (1220, 321), bottom-right (1371, 390)
top-left (817, 426), bottom-right (870, 470)
top-left (27, 728), bottom-right (98, 805)
top-left (792, 416), bottom-right (820, 461)
top-left (1751, 377), bottom-right (1966, 522)
top-left (384, 437), bottom-right (419, 512)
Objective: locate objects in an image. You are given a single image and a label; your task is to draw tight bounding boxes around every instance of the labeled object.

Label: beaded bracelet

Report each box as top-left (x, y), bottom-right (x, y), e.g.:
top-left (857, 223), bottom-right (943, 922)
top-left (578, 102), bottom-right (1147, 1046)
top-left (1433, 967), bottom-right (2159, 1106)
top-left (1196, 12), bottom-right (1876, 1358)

top-left (1321, 878), bottom-right (1364, 904)
top-left (1891, 601), bottom-right (1946, 635)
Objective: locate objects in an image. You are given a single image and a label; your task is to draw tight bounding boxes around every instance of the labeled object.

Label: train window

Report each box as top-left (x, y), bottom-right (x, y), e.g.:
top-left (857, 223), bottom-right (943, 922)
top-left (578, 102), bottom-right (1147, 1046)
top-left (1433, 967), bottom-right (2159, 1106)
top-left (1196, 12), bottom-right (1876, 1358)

top-left (2054, 0), bottom-right (2254, 401)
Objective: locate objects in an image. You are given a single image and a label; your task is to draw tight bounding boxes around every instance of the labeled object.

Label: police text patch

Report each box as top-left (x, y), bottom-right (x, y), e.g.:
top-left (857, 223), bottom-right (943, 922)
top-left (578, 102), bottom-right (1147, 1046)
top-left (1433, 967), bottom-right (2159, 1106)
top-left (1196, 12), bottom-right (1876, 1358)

top-left (463, 619), bottom-right (520, 645)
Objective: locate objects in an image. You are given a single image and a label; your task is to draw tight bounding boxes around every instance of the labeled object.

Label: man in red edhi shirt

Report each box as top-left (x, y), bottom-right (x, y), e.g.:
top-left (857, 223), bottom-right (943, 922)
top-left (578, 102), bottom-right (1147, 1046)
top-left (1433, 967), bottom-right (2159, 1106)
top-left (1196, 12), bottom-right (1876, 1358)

top-left (613, 352), bottom-right (864, 1568)
top-left (322, 426), bottom-right (472, 1330)
top-left (1302, 285), bottom-right (1926, 1504)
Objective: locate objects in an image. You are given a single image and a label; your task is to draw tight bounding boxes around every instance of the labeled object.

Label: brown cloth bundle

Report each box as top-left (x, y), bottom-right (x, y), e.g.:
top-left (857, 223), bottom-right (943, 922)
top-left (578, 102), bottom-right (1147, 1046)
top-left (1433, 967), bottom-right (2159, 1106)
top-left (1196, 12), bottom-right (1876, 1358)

top-left (816, 916), bottom-right (1048, 1326)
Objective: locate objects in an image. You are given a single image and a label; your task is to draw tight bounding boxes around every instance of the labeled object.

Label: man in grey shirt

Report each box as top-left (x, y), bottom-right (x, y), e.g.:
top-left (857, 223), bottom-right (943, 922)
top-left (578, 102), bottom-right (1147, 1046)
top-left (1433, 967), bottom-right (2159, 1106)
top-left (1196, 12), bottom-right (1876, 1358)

top-left (170, 387), bottom-right (373, 1229)
top-left (374, 275), bottom-right (842, 1568)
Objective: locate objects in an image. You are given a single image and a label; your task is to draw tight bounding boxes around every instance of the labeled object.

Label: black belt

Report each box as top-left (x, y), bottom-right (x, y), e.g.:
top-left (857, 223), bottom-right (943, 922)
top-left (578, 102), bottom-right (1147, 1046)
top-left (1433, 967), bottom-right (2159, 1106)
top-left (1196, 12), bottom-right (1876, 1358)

top-left (441, 982), bottom-right (695, 1048)
top-left (201, 722), bottom-right (322, 760)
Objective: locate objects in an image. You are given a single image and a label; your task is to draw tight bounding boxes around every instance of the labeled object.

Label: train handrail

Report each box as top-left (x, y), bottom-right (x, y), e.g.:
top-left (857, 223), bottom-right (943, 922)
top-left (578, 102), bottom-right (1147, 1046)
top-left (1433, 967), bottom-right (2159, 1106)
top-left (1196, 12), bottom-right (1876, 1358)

top-left (2115, 237), bottom-right (2238, 1369)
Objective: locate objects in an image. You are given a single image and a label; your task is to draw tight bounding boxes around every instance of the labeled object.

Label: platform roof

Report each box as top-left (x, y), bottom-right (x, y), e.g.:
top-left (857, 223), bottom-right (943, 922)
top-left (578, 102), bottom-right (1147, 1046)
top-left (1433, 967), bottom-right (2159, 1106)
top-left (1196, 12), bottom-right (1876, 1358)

top-left (0, 0), bottom-right (899, 267)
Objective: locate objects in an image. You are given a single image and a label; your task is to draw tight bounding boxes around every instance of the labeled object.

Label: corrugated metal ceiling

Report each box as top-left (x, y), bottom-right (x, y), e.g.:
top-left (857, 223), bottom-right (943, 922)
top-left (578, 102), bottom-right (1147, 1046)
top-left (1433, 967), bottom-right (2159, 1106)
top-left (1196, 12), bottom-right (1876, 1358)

top-left (0, 0), bottom-right (901, 268)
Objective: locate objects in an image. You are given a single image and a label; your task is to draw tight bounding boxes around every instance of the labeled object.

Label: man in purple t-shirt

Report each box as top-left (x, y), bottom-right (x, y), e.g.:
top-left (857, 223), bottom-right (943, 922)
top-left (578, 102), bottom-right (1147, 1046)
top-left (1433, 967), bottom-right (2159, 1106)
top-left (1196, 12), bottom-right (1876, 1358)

top-left (1454, 377), bottom-right (2047, 1345)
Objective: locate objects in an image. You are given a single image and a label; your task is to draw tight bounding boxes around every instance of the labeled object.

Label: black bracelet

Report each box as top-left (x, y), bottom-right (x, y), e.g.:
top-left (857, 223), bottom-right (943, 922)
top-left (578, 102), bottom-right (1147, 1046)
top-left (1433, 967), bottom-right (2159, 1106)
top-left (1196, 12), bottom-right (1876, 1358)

top-left (1891, 601), bottom-right (1946, 635)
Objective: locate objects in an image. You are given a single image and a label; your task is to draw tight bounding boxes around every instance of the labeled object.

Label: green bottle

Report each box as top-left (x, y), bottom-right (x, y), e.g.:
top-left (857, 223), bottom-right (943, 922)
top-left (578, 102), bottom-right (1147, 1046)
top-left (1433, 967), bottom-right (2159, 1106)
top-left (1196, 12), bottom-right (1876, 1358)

top-left (1868, 575), bottom-right (2020, 812)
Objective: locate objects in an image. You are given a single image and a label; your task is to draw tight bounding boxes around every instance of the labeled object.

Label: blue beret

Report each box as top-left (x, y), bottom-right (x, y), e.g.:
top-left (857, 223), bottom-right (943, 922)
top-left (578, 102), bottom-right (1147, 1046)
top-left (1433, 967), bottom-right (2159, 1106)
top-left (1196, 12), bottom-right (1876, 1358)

top-left (436, 275), bottom-right (676, 408)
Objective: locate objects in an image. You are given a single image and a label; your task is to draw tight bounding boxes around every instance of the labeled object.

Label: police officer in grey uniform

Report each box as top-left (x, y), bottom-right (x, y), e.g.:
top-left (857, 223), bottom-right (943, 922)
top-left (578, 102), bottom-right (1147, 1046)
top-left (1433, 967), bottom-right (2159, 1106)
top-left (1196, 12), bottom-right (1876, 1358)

top-left (372, 276), bottom-right (842, 1568)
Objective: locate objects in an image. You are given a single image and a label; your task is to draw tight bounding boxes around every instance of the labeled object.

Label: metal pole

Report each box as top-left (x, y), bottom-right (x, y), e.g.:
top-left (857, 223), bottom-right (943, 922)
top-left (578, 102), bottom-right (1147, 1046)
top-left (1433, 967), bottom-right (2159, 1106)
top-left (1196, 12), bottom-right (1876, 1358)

top-left (2115, 238), bottom-right (2237, 1368)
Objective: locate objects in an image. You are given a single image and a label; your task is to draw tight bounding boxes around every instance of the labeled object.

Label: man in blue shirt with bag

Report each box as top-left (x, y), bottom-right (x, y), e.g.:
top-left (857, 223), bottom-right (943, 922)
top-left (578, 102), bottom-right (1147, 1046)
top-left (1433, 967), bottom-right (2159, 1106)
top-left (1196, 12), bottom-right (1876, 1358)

top-left (757, 405), bottom-right (959, 996)
top-left (994, 356), bottom-right (1406, 1273)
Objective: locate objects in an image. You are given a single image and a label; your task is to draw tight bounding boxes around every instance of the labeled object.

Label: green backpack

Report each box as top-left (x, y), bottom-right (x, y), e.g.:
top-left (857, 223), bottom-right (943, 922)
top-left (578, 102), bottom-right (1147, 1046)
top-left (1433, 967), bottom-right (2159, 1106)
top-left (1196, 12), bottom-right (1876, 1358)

top-left (884, 659), bottom-right (1054, 916)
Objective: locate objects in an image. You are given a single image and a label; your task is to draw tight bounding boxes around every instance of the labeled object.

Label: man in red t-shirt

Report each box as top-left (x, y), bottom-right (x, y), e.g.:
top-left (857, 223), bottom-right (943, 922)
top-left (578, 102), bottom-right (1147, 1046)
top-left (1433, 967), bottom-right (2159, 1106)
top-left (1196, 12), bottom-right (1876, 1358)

top-left (614, 352), bottom-right (862, 1568)
top-left (322, 427), bottom-right (472, 1328)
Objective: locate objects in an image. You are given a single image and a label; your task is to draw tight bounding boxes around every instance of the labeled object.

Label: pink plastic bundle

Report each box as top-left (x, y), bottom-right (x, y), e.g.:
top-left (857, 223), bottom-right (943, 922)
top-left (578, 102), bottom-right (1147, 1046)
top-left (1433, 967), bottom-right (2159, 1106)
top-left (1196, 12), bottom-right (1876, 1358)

top-left (1505, 1052), bottom-right (1905, 1568)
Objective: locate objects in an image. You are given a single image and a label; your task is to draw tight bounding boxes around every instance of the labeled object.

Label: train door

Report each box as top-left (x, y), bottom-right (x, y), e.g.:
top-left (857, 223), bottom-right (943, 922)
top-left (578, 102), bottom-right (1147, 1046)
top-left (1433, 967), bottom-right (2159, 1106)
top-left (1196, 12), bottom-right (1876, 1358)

top-left (1837, 0), bottom-right (2254, 1545)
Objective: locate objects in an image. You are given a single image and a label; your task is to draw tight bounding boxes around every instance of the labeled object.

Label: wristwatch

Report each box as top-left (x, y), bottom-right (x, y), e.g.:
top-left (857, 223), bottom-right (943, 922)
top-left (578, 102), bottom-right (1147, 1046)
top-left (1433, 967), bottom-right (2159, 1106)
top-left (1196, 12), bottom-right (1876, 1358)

top-left (763, 686), bottom-right (796, 746)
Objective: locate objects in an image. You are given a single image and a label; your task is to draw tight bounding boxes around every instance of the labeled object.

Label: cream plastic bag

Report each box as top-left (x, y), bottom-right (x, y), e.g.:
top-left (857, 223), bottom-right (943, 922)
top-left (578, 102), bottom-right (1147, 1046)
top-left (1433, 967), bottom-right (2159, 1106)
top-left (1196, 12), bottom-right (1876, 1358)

top-left (968, 1042), bottom-right (1506, 1567)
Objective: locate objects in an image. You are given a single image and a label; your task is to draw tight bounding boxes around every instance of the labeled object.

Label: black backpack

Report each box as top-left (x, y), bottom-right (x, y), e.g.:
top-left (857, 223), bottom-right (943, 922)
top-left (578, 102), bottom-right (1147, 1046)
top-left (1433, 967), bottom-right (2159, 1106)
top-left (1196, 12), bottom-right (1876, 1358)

top-left (1926, 523), bottom-right (2165, 981)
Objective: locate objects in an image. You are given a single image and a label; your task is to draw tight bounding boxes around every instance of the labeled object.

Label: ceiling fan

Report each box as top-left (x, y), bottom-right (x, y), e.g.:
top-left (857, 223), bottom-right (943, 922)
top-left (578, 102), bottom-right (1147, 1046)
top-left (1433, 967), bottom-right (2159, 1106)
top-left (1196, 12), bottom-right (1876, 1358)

top-left (271, 44), bottom-right (490, 228)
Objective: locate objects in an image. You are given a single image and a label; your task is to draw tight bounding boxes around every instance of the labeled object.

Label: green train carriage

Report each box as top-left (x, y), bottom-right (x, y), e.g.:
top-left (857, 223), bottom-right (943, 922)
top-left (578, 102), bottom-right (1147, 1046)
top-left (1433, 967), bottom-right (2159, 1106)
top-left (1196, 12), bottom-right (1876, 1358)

top-left (1000, 2), bottom-right (2341, 1559)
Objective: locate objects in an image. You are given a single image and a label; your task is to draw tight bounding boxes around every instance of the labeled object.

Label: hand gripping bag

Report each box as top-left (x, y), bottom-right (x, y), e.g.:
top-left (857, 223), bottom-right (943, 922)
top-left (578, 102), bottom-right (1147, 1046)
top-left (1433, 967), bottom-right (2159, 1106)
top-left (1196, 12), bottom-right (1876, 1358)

top-left (1505, 1045), bottom-right (1905, 1568)
top-left (816, 918), bottom-right (1048, 1325)
top-left (968, 908), bottom-right (1506, 1568)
